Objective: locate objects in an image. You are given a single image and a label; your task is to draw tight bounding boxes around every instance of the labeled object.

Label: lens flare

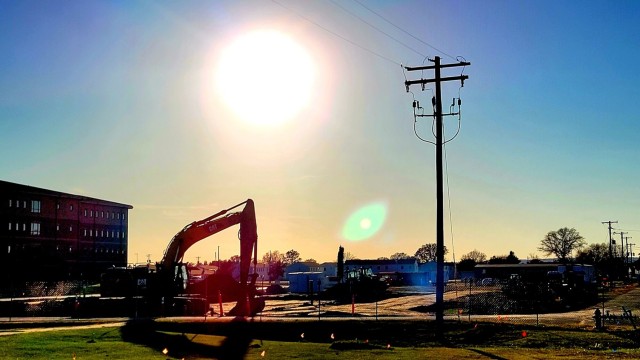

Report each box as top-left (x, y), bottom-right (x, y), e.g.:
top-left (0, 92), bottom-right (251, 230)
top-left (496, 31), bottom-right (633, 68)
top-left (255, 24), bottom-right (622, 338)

top-left (342, 202), bottom-right (387, 241)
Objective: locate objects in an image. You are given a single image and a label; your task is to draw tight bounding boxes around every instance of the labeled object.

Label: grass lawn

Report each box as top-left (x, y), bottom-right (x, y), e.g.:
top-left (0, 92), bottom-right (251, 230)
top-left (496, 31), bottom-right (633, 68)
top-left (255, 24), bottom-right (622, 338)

top-left (1, 320), bottom-right (639, 359)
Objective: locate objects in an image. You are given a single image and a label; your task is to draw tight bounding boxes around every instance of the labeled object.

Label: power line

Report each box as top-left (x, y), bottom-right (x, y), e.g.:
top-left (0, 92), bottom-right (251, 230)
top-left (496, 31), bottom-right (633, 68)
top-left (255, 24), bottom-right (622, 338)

top-left (443, 140), bottom-right (456, 265)
top-left (351, 0), bottom-right (457, 61)
top-left (327, 0), bottom-right (428, 59)
top-left (271, 0), bottom-right (402, 66)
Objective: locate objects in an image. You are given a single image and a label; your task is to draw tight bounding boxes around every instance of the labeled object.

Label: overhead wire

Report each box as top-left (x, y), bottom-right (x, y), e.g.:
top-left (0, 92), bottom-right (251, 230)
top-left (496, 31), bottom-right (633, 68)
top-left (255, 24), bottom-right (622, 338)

top-left (326, 0), bottom-right (428, 59)
top-left (443, 138), bottom-right (456, 277)
top-left (351, 0), bottom-right (458, 61)
top-left (270, 0), bottom-right (402, 66)
top-left (273, 0), bottom-right (465, 266)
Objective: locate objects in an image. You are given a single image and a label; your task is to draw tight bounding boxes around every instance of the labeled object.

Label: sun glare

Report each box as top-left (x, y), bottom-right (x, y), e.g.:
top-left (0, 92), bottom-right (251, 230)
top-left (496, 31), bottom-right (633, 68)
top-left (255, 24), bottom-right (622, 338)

top-left (215, 30), bottom-right (316, 126)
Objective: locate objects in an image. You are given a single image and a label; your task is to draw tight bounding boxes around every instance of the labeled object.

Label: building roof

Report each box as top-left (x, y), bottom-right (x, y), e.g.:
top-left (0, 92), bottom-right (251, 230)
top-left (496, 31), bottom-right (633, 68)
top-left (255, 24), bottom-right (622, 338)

top-left (346, 258), bottom-right (417, 266)
top-left (0, 180), bottom-right (133, 209)
top-left (290, 261), bottom-right (320, 266)
top-left (475, 263), bottom-right (592, 269)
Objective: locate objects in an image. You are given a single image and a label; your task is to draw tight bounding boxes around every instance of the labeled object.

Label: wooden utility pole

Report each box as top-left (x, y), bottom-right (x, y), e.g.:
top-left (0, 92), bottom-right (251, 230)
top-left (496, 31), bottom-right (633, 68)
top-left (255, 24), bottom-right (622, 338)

top-left (614, 231), bottom-right (628, 261)
top-left (404, 56), bottom-right (469, 328)
top-left (602, 221), bottom-right (618, 260)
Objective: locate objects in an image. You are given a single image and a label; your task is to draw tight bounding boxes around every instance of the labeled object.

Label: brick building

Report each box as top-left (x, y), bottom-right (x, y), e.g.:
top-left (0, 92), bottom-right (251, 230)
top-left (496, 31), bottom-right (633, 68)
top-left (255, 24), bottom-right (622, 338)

top-left (0, 180), bottom-right (132, 282)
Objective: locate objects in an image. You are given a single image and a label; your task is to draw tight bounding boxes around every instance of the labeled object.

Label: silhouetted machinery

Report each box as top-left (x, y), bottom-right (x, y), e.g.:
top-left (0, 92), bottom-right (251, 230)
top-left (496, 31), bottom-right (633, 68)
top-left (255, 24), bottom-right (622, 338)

top-left (101, 199), bottom-right (264, 316)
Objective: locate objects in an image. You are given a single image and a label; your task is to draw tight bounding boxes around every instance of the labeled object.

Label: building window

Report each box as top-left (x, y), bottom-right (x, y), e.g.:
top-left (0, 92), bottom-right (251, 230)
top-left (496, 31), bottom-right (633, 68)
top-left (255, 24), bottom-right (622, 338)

top-left (90, 210), bottom-right (93, 217)
top-left (8, 223), bottom-right (11, 231)
top-left (84, 209), bottom-right (87, 217)
top-left (70, 205), bottom-right (73, 211)
top-left (56, 203), bottom-right (60, 210)
top-left (69, 225), bottom-right (73, 232)
top-left (23, 201), bottom-right (26, 208)
top-left (84, 229), bottom-right (87, 236)
top-left (122, 213), bottom-right (125, 220)
top-left (31, 200), bottom-right (41, 213)
top-left (117, 213), bottom-right (120, 220)
top-left (8, 199), bottom-right (11, 207)
top-left (101, 211), bottom-right (104, 218)
top-left (22, 223), bottom-right (25, 231)
top-left (30, 223), bottom-right (41, 236)
top-left (56, 224), bottom-right (60, 231)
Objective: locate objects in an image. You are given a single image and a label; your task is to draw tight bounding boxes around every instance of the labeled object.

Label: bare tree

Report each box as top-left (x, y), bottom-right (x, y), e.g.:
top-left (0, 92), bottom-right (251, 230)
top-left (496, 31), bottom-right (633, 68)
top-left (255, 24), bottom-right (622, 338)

top-left (262, 250), bottom-right (284, 264)
top-left (262, 251), bottom-right (285, 282)
top-left (538, 227), bottom-right (586, 262)
top-left (460, 249), bottom-right (487, 263)
top-left (390, 252), bottom-right (412, 260)
top-left (284, 249), bottom-right (302, 266)
top-left (345, 251), bottom-right (358, 260)
top-left (414, 243), bottom-right (448, 263)
top-left (575, 243), bottom-right (609, 266)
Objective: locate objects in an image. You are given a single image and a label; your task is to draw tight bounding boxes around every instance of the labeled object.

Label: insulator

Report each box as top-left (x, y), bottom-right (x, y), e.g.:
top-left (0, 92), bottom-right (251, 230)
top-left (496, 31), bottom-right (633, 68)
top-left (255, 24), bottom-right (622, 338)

top-left (458, 99), bottom-right (462, 106)
top-left (431, 97), bottom-right (436, 107)
top-left (413, 101), bottom-right (417, 108)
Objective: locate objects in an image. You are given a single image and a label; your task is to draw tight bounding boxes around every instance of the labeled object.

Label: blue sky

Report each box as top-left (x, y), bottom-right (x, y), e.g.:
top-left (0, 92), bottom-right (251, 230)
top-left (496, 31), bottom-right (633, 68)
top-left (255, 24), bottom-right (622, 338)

top-left (1, 1), bottom-right (639, 263)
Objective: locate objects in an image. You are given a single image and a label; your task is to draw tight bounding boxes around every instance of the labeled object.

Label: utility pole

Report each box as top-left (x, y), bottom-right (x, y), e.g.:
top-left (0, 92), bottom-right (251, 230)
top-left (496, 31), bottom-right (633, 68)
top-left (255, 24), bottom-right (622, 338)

top-left (625, 237), bottom-right (633, 264)
top-left (404, 56), bottom-right (470, 328)
top-left (602, 221), bottom-right (617, 260)
top-left (614, 231), bottom-right (627, 261)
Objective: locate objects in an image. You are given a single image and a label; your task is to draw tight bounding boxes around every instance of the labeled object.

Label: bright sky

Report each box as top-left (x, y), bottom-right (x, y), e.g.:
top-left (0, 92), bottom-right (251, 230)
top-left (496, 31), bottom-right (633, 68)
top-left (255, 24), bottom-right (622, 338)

top-left (2, 1), bottom-right (639, 264)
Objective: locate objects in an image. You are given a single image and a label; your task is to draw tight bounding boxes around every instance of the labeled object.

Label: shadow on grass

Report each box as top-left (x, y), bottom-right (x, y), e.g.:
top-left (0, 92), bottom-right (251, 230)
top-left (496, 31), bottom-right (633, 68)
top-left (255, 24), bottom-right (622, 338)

top-left (467, 348), bottom-right (509, 360)
top-left (120, 318), bottom-right (255, 360)
top-left (119, 318), bottom-right (640, 359)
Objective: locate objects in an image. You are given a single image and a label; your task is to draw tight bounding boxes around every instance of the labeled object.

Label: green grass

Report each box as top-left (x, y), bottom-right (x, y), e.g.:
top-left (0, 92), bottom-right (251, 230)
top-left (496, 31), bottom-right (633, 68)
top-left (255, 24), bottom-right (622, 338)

top-left (1, 321), bottom-right (640, 359)
top-left (0, 327), bottom-right (161, 359)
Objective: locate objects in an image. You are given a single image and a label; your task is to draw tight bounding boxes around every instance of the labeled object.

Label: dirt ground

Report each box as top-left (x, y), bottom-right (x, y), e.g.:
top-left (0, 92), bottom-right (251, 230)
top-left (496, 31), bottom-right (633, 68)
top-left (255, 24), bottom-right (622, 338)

top-left (235, 283), bottom-right (640, 329)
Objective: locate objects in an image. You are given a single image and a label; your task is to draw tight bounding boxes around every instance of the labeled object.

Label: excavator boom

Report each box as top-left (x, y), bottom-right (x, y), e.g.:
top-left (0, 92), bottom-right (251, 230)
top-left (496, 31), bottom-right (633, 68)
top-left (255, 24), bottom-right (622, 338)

top-left (101, 199), bottom-right (261, 316)
top-left (158, 199), bottom-right (258, 315)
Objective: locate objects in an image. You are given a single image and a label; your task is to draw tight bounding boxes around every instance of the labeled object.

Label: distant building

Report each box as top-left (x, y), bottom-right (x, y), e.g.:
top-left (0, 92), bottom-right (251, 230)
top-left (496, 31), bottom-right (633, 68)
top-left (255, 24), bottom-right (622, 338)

top-left (346, 258), bottom-right (419, 274)
top-left (344, 258), bottom-right (455, 285)
top-left (474, 263), bottom-right (596, 284)
top-left (284, 261), bottom-right (338, 293)
top-left (0, 180), bottom-right (132, 282)
top-left (285, 261), bottom-right (323, 279)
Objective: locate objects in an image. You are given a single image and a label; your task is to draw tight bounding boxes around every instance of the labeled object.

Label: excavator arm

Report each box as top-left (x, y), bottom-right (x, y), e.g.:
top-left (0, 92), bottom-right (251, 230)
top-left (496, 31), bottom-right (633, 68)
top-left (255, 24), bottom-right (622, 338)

top-left (158, 199), bottom-right (259, 315)
top-left (160, 199), bottom-right (256, 267)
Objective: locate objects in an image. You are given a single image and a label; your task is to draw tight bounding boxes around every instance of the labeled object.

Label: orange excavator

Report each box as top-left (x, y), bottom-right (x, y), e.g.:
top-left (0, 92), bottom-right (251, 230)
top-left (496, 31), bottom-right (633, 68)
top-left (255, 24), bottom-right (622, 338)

top-left (101, 199), bottom-right (264, 316)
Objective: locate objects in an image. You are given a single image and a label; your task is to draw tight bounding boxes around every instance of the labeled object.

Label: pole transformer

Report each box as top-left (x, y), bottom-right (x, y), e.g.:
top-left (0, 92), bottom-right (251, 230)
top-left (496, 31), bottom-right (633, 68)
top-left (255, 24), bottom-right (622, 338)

top-left (404, 56), bottom-right (469, 329)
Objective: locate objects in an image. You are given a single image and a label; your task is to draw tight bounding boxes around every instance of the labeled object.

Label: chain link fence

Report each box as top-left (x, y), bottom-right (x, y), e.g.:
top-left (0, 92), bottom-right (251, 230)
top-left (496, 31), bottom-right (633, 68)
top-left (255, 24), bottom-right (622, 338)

top-left (2, 278), bottom-right (638, 332)
top-left (250, 279), bottom-right (639, 331)
top-left (0, 281), bottom-right (93, 318)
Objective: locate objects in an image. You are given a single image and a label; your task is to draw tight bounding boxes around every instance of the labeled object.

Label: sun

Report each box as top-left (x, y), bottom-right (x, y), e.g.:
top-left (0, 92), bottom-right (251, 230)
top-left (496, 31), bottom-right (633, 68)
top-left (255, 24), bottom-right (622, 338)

top-left (215, 30), bottom-right (316, 126)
